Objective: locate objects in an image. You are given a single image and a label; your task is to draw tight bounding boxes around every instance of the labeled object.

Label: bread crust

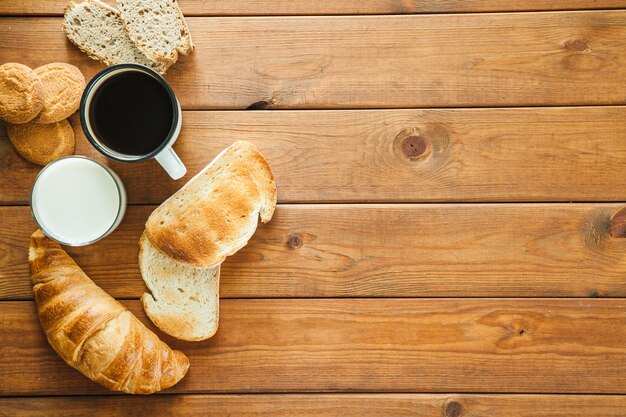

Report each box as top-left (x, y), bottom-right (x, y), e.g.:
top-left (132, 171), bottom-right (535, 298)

top-left (117, 0), bottom-right (193, 65)
top-left (33, 63), bottom-right (85, 124)
top-left (139, 233), bottom-right (220, 341)
top-left (0, 63), bottom-right (44, 124)
top-left (146, 141), bottom-right (277, 269)
top-left (62, 0), bottom-right (169, 74)
top-left (7, 118), bottom-right (75, 166)
top-left (29, 230), bottom-right (189, 394)
top-left (63, 0), bottom-right (121, 68)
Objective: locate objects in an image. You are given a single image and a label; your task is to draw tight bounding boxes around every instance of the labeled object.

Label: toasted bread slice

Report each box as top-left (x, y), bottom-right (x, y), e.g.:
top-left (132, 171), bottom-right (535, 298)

top-left (140, 233), bottom-right (220, 341)
top-left (146, 141), bottom-right (277, 269)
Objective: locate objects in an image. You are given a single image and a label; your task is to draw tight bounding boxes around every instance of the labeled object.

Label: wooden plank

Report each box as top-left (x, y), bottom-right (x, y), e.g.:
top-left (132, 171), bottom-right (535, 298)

top-left (3, 0), bottom-right (626, 16)
top-left (2, 204), bottom-right (625, 300)
top-left (3, 12), bottom-right (626, 108)
top-left (1, 394), bottom-right (625, 417)
top-left (2, 107), bottom-right (626, 204)
top-left (1, 299), bottom-right (625, 394)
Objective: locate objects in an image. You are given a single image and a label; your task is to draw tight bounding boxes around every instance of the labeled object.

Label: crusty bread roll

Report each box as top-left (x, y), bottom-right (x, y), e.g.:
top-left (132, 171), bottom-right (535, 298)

top-left (29, 230), bottom-right (189, 394)
top-left (145, 140), bottom-right (277, 269)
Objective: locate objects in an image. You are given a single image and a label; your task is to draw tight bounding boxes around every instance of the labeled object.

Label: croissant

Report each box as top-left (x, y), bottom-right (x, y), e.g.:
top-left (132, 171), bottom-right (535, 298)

top-left (28, 230), bottom-right (189, 394)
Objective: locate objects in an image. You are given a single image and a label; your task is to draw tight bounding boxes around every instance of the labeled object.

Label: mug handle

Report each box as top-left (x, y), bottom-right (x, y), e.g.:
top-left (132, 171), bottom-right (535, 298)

top-left (155, 147), bottom-right (187, 180)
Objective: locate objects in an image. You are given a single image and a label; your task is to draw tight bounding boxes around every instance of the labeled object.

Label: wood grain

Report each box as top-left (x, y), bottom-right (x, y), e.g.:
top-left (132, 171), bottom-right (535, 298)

top-left (1, 299), bottom-right (625, 395)
top-left (1, 394), bottom-right (625, 417)
top-left (3, 204), bottom-right (625, 300)
top-left (3, 0), bottom-right (626, 16)
top-left (2, 107), bottom-right (626, 204)
top-left (3, 12), bottom-right (626, 108)
top-left (2, 0), bottom-right (625, 406)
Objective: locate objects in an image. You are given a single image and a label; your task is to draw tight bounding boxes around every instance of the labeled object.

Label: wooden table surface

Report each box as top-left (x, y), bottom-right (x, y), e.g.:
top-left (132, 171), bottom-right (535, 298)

top-left (1, 1), bottom-right (626, 416)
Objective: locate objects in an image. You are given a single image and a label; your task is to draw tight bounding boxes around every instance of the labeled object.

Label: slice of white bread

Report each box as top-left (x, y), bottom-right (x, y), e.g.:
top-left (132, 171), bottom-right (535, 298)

top-left (117, 0), bottom-right (193, 65)
top-left (145, 141), bottom-right (277, 269)
top-left (63, 0), bottom-right (168, 74)
top-left (140, 233), bottom-right (220, 341)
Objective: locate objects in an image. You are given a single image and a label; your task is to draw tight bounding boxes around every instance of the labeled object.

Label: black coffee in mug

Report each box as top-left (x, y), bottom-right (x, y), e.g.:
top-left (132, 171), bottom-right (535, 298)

top-left (81, 64), bottom-right (187, 180)
top-left (88, 71), bottom-right (174, 156)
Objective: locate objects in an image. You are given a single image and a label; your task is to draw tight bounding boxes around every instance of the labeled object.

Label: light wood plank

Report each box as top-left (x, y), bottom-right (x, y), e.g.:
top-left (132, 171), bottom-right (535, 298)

top-left (1, 394), bottom-right (625, 417)
top-left (2, 107), bottom-right (626, 204)
top-left (3, 13), bottom-right (626, 108)
top-left (3, 0), bottom-right (626, 16)
top-left (1, 299), bottom-right (624, 395)
top-left (2, 203), bottom-right (625, 300)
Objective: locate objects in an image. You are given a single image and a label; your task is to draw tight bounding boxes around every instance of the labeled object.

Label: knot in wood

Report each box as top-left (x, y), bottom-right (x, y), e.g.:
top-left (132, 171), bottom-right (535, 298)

top-left (400, 135), bottom-right (428, 160)
top-left (565, 39), bottom-right (589, 52)
top-left (246, 99), bottom-right (272, 110)
top-left (445, 401), bottom-right (464, 417)
top-left (287, 233), bottom-right (304, 249)
top-left (609, 207), bottom-right (626, 238)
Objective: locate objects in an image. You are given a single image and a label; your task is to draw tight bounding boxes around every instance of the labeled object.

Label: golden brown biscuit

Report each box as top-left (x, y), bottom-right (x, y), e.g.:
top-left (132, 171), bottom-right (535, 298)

top-left (34, 63), bottom-right (86, 124)
top-left (0, 63), bottom-right (44, 124)
top-left (6, 119), bottom-right (75, 166)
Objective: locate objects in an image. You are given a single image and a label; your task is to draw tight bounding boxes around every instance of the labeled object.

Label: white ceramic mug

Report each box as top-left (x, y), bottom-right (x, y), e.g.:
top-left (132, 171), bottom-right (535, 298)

top-left (80, 64), bottom-right (187, 180)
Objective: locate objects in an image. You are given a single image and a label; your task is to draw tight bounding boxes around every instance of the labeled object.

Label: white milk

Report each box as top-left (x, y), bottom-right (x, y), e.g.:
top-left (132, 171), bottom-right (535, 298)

top-left (31, 157), bottom-right (126, 246)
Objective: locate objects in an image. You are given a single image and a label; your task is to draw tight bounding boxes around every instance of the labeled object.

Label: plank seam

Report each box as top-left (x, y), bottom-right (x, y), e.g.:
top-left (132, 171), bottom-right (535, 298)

top-left (186, 104), bottom-right (626, 112)
top-left (2, 201), bottom-right (626, 207)
top-left (3, 391), bottom-right (626, 398)
top-left (179, 103), bottom-right (626, 111)
top-left (3, 8), bottom-right (626, 18)
top-left (3, 297), bottom-right (625, 302)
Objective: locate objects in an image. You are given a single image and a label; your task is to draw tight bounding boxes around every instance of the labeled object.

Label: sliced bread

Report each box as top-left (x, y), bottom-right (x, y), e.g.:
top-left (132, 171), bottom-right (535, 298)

top-left (140, 233), bottom-right (220, 341)
top-left (145, 141), bottom-right (277, 269)
top-left (117, 0), bottom-right (193, 65)
top-left (63, 0), bottom-right (168, 74)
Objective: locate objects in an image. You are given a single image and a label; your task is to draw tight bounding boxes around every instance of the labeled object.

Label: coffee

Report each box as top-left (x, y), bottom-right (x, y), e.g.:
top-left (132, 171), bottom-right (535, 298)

top-left (88, 71), bottom-right (173, 156)
top-left (81, 64), bottom-right (187, 179)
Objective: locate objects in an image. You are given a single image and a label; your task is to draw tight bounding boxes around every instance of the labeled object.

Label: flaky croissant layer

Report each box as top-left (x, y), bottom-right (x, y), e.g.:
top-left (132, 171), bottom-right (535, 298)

top-left (29, 230), bottom-right (189, 394)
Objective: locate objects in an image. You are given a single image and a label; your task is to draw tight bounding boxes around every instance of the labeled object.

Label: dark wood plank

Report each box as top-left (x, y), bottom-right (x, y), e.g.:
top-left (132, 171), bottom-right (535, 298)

top-left (1, 394), bottom-right (625, 416)
top-left (3, 13), bottom-right (626, 108)
top-left (1, 299), bottom-right (625, 395)
top-left (3, 0), bottom-right (626, 16)
top-left (2, 204), bottom-right (625, 300)
top-left (2, 107), bottom-right (626, 204)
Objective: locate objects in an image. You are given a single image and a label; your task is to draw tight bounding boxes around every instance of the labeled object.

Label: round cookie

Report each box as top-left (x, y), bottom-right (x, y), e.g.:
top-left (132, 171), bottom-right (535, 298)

top-left (34, 63), bottom-right (85, 124)
top-left (0, 63), bottom-right (44, 124)
top-left (6, 119), bottom-right (75, 166)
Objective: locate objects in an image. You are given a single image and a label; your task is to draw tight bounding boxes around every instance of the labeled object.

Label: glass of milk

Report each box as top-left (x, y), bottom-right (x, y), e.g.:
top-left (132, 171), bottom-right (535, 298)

top-left (30, 156), bottom-right (127, 246)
